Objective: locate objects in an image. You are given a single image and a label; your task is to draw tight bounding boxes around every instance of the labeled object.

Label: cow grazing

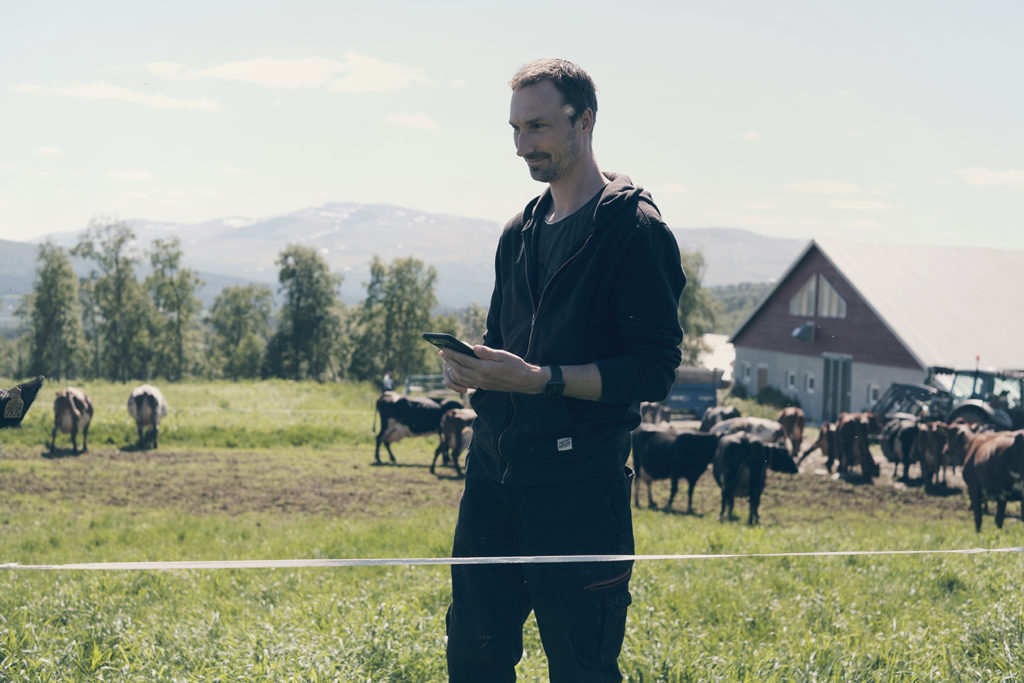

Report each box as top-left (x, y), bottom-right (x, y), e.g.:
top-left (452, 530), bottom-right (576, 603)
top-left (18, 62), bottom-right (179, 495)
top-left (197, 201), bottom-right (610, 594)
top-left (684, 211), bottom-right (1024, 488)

top-left (962, 430), bottom-right (1024, 532)
top-left (128, 384), bottom-right (168, 449)
top-left (433, 407), bottom-right (476, 475)
top-left (777, 407), bottom-right (806, 457)
top-left (630, 425), bottom-right (719, 512)
top-left (797, 421), bottom-right (836, 470)
top-left (50, 387), bottom-right (93, 454)
top-left (709, 416), bottom-right (799, 472)
top-left (375, 392), bottom-right (464, 464)
top-left (712, 432), bottom-right (789, 525)
top-left (0, 376), bottom-right (45, 459)
top-left (700, 405), bottom-right (740, 432)
top-left (835, 412), bottom-right (880, 480)
top-left (640, 401), bottom-right (671, 424)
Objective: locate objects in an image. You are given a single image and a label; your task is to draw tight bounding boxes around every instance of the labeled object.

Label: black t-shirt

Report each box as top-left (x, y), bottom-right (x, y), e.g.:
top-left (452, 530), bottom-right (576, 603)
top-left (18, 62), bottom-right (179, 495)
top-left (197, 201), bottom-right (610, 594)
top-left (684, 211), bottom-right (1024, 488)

top-left (533, 190), bottom-right (602, 295)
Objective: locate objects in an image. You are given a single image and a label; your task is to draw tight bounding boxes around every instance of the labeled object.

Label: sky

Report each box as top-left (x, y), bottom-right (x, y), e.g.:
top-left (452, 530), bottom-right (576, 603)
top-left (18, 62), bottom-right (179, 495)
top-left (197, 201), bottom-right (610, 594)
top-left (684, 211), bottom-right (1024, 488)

top-left (2, 0), bottom-right (1022, 249)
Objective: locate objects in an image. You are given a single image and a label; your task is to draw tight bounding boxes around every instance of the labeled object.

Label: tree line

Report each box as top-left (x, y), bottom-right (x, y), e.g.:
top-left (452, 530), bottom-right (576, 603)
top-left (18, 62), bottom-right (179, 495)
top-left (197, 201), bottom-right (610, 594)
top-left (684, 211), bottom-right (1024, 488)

top-left (1, 218), bottom-right (714, 384)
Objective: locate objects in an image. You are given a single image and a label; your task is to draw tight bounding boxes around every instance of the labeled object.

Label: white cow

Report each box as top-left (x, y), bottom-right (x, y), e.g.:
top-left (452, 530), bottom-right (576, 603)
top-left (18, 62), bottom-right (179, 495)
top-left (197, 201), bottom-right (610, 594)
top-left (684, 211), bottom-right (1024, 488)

top-left (127, 384), bottom-right (168, 449)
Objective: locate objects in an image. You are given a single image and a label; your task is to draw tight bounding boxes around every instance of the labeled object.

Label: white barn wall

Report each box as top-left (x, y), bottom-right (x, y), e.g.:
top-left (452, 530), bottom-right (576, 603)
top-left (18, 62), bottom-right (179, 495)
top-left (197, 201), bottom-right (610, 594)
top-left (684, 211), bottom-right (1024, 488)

top-left (734, 346), bottom-right (924, 423)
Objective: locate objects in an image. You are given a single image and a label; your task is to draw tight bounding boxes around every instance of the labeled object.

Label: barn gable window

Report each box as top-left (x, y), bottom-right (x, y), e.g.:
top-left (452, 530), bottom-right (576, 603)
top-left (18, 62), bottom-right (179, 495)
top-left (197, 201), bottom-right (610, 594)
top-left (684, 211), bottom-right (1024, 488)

top-left (789, 276), bottom-right (816, 316)
top-left (817, 275), bottom-right (847, 319)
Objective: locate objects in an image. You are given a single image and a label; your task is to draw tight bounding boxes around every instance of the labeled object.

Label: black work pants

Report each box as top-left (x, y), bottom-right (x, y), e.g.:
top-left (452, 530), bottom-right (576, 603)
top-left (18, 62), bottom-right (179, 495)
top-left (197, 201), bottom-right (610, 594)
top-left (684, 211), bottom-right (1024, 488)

top-left (446, 468), bottom-right (635, 682)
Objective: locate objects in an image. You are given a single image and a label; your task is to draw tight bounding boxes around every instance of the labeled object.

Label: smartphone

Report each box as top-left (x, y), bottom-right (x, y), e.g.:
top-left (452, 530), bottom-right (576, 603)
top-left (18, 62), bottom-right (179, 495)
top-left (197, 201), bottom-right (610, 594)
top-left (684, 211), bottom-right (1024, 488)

top-left (422, 332), bottom-right (478, 358)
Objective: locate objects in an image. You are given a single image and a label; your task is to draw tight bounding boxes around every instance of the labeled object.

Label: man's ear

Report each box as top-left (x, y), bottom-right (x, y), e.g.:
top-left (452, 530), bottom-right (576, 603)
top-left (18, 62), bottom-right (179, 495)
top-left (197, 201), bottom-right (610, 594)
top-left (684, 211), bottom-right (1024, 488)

top-left (577, 107), bottom-right (595, 134)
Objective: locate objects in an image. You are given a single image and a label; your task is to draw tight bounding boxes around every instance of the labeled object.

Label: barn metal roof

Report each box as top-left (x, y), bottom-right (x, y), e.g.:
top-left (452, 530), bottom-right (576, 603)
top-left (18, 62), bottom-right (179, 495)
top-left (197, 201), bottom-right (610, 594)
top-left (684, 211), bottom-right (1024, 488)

top-left (731, 239), bottom-right (1024, 371)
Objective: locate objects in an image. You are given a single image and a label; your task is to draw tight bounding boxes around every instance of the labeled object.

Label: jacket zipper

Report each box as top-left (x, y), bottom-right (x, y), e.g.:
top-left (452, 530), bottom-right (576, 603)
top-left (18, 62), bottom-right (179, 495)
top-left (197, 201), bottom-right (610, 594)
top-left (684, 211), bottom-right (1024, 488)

top-left (496, 222), bottom-right (597, 483)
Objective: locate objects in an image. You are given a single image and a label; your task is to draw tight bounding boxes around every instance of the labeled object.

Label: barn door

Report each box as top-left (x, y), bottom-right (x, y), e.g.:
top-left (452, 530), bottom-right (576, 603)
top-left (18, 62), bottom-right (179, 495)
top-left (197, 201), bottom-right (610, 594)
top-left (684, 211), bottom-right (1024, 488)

top-left (756, 367), bottom-right (768, 393)
top-left (821, 354), bottom-right (852, 422)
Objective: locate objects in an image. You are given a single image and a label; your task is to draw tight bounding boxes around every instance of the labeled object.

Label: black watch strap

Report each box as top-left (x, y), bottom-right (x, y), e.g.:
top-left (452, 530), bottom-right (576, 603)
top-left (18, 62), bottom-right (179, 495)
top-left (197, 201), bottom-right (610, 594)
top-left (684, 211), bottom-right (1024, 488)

top-left (544, 365), bottom-right (565, 398)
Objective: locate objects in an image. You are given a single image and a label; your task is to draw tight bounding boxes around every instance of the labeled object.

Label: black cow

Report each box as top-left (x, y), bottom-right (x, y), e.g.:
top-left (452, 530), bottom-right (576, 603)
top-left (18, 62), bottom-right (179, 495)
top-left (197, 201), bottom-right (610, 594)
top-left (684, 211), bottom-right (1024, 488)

top-left (640, 401), bottom-right (671, 424)
top-left (700, 405), bottom-right (740, 432)
top-left (0, 376), bottom-right (45, 459)
top-left (630, 425), bottom-right (719, 512)
top-left (880, 417), bottom-right (918, 480)
top-left (713, 432), bottom-right (790, 525)
top-left (375, 392), bottom-right (463, 464)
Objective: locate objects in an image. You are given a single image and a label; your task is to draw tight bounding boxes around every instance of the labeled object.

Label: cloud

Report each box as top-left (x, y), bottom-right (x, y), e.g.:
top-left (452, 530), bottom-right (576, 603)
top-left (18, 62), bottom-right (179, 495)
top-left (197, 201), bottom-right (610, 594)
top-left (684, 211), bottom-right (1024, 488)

top-left (785, 180), bottom-right (860, 195)
top-left (219, 164), bottom-right (255, 175)
top-left (742, 130), bottom-right (760, 141)
top-left (840, 219), bottom-right (880, 230)
top-left (703, 210), bottom-right (790, 228)
top-left (955, 166), bottom-right (1024, 188)
top-left (829, 200), bottom-right (890, 211)
top-left (14, 82), bottom-right (221, 111)
top-left (387, 113), bottom-right (436, 129)
top-left (149, 52), bottom-right (434, 93)
top-left (34, 146), bottom-right (62, 157)
top-left (720, 200), bottom-right (775, 210)
top-left (651, 182), bottom-right (688, 196)
top-left (107, 168), bottom-right (153, 181)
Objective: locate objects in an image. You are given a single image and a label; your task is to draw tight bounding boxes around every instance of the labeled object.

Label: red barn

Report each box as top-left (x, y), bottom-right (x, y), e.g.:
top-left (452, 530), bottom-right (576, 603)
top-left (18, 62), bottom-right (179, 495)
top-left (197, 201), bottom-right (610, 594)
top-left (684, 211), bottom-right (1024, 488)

top-left (729, 240), bottom-right (1024, 423)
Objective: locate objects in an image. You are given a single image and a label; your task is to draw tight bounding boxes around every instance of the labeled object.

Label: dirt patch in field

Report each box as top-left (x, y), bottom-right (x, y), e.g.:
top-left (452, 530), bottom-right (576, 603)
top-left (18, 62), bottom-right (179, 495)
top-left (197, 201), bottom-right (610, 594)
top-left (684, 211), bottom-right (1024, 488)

top-left (1, 446), bottom-right (465, 517)
top-left (0, 443), bottom-right (989, 525)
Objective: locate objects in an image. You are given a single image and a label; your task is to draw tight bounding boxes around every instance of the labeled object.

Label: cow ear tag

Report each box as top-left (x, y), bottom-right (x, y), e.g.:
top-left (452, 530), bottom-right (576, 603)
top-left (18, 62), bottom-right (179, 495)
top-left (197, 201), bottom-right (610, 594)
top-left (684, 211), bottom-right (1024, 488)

top-left (3, 387), bottom-right (23, 419)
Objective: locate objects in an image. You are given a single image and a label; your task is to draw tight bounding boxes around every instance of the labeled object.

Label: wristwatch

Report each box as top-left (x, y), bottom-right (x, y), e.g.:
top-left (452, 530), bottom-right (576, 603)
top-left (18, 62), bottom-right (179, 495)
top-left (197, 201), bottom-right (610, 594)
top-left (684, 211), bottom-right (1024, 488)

top-left (543, 365), bottom-right (565, 398)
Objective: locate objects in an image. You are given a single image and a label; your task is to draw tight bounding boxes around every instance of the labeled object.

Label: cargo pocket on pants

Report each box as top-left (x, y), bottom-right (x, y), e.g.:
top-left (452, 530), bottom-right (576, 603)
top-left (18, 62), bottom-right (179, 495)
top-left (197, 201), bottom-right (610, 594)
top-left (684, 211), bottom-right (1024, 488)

top-left (572, 583), bottom-right (632, 670)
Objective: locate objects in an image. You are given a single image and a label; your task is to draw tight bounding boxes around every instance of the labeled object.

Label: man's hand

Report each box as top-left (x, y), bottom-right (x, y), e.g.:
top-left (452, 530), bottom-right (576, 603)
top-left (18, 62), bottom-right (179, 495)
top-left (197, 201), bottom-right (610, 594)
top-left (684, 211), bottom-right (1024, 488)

top-left (440, 346), bottom-right (602, 401)
top-left (440, 346), bottom-right (546, 395)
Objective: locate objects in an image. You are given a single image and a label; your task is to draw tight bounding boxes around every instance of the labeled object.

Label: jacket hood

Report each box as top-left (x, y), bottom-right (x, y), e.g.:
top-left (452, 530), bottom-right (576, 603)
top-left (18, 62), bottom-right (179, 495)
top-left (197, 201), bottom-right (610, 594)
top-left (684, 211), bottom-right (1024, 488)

top-left (521, 172), bottom-right (658, 231)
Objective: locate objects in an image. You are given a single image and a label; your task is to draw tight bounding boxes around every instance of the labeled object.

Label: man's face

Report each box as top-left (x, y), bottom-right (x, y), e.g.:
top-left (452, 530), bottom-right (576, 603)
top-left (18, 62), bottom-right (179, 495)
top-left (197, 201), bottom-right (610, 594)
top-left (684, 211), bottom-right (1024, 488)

top-left (509, 80), bottom-right (586, 183)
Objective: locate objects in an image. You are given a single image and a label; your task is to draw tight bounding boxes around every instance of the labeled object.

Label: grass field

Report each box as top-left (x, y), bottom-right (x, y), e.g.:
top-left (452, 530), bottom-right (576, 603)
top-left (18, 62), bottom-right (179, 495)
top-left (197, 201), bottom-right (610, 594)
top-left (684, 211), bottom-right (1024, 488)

top-left (2, 380), bottom-right (1023, 681)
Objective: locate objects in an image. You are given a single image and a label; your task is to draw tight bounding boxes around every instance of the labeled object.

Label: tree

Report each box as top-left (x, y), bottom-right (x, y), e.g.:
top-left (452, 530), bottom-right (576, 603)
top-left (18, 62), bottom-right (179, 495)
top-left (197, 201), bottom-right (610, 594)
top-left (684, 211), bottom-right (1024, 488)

top-left (146, 237), bottom-right (203, 380)
top-left (209, 284), bottom-right (273, 379)
top-left (18, 242), bottom-right (85, 379)
top-left (72, 219), bottom-right (151, 381)
top-left (678, 248), bottom-right (717, 365)
top-left (459, 302), bottom-right (489, 344)
top-left (266, 245), bottom-right (343, 380)
top-left (349, 256), bottom-right (439, 383)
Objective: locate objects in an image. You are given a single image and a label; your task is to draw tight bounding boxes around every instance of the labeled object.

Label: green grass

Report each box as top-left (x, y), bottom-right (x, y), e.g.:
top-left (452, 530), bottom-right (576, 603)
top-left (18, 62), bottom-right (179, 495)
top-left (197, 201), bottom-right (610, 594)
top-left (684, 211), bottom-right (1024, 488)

top-left (2, 379), bottom-right (1024, 680)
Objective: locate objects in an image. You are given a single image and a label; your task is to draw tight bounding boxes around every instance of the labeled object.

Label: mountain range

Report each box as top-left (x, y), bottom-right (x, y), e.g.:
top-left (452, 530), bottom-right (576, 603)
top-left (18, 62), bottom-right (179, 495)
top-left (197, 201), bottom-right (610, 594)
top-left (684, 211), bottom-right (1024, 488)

top-left (1, 201), bottom-right (806, 316)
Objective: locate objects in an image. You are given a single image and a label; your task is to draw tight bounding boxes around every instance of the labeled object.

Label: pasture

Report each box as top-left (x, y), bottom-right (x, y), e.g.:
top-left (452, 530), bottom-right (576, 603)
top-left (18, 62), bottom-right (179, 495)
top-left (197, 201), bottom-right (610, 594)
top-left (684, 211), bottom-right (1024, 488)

top-left (2, 380), bottom-right (1023, 681)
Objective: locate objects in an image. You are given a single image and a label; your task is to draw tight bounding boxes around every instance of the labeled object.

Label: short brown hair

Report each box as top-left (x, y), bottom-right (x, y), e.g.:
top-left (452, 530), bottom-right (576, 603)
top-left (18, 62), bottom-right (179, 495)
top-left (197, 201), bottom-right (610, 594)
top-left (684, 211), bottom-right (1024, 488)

top-left (509, 58), bottom-right (597, 125)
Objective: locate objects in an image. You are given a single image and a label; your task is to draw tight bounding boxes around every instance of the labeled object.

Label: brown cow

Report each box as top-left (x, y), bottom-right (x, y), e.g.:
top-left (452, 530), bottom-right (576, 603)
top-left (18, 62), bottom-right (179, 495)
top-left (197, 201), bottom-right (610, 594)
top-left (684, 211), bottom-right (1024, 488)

top-left (797, 421), bottom-right (836, 471)
top-left (835, 412), bottom-right (879, 480)
top-left (432, 408), bottom-right (476, 475)
top-left (50, 387), bottom-right (93, 454)
top-left (915, 421), bottom-right (949, 486)
top-left (962, 430), bottom-right (1024, 532)
top-left (777, 407), bottom-right (805, 458)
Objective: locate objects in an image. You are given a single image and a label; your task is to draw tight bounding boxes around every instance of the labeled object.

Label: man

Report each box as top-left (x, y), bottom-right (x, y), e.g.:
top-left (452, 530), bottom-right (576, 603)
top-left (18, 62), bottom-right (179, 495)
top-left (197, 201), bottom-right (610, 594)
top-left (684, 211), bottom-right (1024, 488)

top-left (440, 58), bottom-right (685, 681)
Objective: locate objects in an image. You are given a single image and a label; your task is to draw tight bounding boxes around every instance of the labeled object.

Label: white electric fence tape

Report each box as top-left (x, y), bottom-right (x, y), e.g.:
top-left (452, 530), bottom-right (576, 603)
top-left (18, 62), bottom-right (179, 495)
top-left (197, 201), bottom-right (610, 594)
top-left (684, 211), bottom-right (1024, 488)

top-left (3, 546), bottom-right (1023, 571)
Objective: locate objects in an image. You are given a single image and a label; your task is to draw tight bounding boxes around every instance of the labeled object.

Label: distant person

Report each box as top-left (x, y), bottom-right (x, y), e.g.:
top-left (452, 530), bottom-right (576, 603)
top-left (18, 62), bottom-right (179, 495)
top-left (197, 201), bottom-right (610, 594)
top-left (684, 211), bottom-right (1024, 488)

top-left (439, 58), bottom-right (685, 682)
top-left (381, 370), bottom-right (395, 393)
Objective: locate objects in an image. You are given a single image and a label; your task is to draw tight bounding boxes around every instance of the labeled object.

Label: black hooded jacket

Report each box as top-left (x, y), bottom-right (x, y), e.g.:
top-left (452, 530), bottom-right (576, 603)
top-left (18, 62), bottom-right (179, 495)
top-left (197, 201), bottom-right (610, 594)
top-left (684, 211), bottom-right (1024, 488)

top-left (466, 173), bottom-right (686, 485)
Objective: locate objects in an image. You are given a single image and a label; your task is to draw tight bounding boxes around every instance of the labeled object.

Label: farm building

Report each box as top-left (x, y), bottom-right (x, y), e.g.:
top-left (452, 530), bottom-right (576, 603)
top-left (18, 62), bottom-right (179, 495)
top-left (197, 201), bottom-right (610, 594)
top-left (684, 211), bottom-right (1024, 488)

top-left (728, 240), bottom-right (1024, 423)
